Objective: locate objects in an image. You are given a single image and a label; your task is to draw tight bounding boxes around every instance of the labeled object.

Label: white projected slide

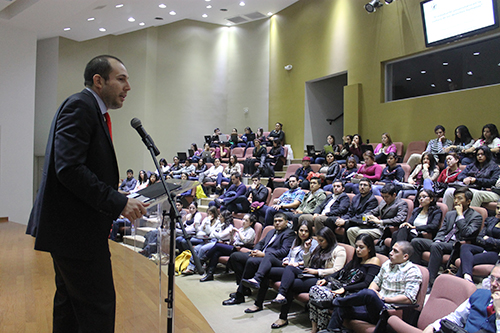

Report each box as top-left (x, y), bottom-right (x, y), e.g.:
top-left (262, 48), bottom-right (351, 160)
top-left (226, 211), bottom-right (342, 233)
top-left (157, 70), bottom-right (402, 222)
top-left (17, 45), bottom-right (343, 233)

top-left (422, 0), bottom-right (496, 44)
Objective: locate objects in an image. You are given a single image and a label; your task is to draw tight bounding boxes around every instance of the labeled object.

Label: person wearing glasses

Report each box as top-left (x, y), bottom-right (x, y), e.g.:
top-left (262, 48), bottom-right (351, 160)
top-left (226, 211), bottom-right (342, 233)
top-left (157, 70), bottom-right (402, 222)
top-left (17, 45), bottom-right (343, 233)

top-left (423, 264), bottom-right (500, 333)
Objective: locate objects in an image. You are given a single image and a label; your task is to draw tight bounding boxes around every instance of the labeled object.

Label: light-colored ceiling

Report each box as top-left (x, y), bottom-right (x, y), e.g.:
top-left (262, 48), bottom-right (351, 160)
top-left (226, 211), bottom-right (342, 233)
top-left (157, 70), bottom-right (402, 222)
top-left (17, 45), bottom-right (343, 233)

top-left (0, 0), bottom-right (298, 42)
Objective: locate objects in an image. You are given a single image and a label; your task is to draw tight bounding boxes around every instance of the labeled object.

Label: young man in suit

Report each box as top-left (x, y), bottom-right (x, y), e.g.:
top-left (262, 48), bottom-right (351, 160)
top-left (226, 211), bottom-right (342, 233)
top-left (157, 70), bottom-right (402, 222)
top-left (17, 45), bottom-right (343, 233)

top-left (26, 55), bottom-right (148, 332)
top-left (222, 213), bottom-right (294, 305)
top-left (410, 186), bottom-right (483, 291)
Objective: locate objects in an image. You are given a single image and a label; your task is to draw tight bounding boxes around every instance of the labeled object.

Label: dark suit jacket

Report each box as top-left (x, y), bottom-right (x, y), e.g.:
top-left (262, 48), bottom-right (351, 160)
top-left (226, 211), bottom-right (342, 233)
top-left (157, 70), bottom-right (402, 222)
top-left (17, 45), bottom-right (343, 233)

top-left (342, 192), bottom-right (379, 221)
top-left (254, 227), bottom-right (294, 259)
top-left (434, 208), bottom-right (482, 242)
top-left (408, 205), bottom-right (442, 237)
top-left (27, 89), bottom-right (128, 260)
top-left (313, 192), bottom-right (350, 217)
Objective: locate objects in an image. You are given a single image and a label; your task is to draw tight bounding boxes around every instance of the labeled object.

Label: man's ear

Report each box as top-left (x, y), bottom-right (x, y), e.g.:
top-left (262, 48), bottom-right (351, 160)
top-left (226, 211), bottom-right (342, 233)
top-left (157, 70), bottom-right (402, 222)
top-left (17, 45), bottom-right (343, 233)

top-left (92, 74), bottom-right (104, 89)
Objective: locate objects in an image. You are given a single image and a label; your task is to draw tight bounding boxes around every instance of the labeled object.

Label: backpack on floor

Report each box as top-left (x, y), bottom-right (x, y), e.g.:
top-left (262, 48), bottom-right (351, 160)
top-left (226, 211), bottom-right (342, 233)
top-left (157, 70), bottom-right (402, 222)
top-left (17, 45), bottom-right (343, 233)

top-left (175, 250), bottom-right (192, 275)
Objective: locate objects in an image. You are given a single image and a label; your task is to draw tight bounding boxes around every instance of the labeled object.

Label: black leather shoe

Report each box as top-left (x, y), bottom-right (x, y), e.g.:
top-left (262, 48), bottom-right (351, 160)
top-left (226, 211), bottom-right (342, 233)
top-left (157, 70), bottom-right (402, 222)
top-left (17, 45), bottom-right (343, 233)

top-left (241, 278), bottom-right (260, 289)
top-left (222, 296), bottom-right (244, 305)
top-left (271, 320), bottom-right (288, 329)
top-left (229, 289), bottom-right (251, 298)
top-left (199, 274), bottom-right (213, 282)
top-left (244, 306), bottom-right (262, 313)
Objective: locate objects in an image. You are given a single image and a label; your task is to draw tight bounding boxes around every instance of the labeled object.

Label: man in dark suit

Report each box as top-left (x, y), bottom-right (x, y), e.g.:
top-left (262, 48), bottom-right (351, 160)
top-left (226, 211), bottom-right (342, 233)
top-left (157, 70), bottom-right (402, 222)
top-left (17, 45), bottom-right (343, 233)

top-left (222, 213), bottom-right (294, 305)
top-left (26, 55), bottom-right (148, 333)
top-left (411, 187), bottom-right (483, 290)
top-left (325, 178), bottom-right (379, 242)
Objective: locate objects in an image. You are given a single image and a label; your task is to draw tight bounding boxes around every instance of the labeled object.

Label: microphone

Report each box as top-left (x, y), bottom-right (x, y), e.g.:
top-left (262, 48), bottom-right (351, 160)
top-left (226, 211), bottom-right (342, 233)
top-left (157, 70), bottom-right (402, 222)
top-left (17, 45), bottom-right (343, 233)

top-left (130, 118), bottom-right (160, 156)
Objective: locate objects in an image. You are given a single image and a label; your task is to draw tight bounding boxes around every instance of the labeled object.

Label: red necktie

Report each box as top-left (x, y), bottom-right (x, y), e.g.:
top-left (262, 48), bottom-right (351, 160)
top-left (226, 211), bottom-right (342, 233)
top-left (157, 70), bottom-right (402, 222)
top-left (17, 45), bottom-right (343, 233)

top-left (487, 304), bottom-right (495, 317)
top-left (104, 112), bottom-right (112, 141)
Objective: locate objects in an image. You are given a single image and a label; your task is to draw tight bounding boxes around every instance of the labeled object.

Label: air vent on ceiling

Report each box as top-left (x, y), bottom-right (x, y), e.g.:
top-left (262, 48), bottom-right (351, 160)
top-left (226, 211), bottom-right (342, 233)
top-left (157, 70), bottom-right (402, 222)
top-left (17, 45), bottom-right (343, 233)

top-left (244, 12), bottom-right (266, 20)
top-left (226, 16), bottom-right (248, 24)
top-left (93, 5), bottom-right (106, 10)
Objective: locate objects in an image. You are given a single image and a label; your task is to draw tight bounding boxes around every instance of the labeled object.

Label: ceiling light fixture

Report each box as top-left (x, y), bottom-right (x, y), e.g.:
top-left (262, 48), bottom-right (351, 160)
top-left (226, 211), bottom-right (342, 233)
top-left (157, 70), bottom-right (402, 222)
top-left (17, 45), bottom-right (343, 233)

top-left (365, 0), bottom-right (382, 13)
top-left (473, 52), bottom-right (480, 56)
top-left (239, 1), bottom-right (245, 6)
top-left (206, 5), bottom-right (212, 8)
top-left (128, 17), bottom-right (135, 22)
top-left (139, 22), bottom-right (145, 26)
top-left (159, 4), bottom-right (166, 9)
top-left (267, 12), bottom-right (273, 16)
top-left (87, 17), bottom-right (95, 21)
top-left (431, 84), bottom-right (436, 87)
top-left (202, 14), bottom-right (208, 18)
top-left (169, 11), bottom-right (176, 15)
top-left (421, 70), bottom-right (426, 74)
top-left (406, 77), bottom-right (411, 81)
top-left (64, 27), bottom-right (71, 31)
top-left (443, 62), bottom-right (449, 66)
top-left (467, 71), bottom-right (473, 75)
top-left (115, 4), bottom-right (123, 8)
top-left (99, 28), bottom-right (106, 32)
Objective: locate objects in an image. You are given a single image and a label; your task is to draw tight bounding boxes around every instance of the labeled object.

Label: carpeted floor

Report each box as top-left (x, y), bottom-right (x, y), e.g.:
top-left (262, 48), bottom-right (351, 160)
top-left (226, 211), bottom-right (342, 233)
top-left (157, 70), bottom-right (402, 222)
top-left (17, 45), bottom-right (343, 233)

top-left (173, 268), bottom-right (313, 333)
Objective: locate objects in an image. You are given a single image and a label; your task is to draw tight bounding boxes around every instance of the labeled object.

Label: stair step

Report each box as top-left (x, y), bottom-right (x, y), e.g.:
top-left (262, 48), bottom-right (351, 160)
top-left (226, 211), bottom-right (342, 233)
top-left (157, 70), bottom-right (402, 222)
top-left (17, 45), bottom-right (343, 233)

top-left (123, 235), bottom-right (146, 248)
top-left (274, 171), bottom-right (286, 178)
top-left (137, 226), bottom-right (156, 236)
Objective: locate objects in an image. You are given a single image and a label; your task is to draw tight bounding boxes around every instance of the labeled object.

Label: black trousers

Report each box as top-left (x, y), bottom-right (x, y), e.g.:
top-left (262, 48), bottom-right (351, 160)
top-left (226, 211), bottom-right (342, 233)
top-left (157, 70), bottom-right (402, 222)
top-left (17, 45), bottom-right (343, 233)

top-left (51, 253), bottom-right (115, 333)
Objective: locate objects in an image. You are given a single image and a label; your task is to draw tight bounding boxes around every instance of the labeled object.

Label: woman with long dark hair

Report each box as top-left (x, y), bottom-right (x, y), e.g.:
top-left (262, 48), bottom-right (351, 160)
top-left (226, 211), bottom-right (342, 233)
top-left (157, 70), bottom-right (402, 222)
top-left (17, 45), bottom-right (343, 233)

top-left (309, 233), bottom-right (381, 333)
top-left (374, 132), bottom-right (397, 164)
top-left (132, 169), bottom-right (149, 192)
top-left (397, 151), bottom-right (439, 198)
top-left (466, 124), bottom-right (500, 164)
top-left (269, 227), bottom-right (346, 329)
top-left (444, 125), bottom-right (475, 165)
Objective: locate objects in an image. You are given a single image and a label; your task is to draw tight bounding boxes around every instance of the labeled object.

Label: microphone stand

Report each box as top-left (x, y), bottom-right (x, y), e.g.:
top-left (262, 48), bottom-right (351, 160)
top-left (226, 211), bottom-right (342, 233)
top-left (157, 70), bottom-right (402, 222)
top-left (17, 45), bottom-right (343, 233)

top-left (140, 140), bottom-right (203, 333)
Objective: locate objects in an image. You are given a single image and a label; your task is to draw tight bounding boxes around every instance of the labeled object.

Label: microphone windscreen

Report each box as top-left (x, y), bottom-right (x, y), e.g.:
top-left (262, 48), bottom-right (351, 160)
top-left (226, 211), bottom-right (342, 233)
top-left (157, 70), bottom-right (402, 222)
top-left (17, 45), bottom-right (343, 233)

top-left (130, 118), bottom-right (142, 129)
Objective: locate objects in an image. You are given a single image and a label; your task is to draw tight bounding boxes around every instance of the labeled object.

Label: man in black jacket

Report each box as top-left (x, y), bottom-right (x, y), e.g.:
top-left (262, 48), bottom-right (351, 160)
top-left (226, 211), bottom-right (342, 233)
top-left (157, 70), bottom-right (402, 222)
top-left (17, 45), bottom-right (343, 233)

top-left (298, 180), bottom-right (350, 234)
top-left (26, 55), bottom-right (148, 332)
top-left (222, 213), bottom-right (294, 305)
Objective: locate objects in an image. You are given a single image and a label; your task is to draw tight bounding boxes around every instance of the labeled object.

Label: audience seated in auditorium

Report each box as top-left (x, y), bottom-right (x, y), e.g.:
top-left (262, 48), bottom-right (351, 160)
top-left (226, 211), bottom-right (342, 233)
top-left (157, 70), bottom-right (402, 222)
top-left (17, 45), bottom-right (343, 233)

top-left (119, 168), bottom-right (137, 194)
top-left (148, 172), bottom-right (158, 185)
top-left (209, 173), bottom-right (246, 211)
top-left (372, 152), bottom-right (404, 196)
top-left (347, 183), bottom-right (408, 246)
top-left (337, 157), bottom-right (358, 183)
top-left (183, 209), bottom-right (234, 276)
top-left (198, 158), bottom-right (223, 194)
top-left (316, 153), bottom-right (342, 191)
top-left (242, 220), bottom-right (317, 313)
top-left (407, 125), bottom-right (452, 170)
top-left (255, 127), bottom-right (266, 143)
top-left (201, 214), bottom-right (257, 282)
top-left (171, 158), bottom-right (196, 179)
top-left (158, 158), bottom-right (169, 176)
top-left (241, 126), bottom-right (256, 152)
top-left (390, 189), bottom-right (442, 248)
top-left (175, 201), bottom-right (203, 252)
top-left (228, 128), bottom-right (242, 149)
top-left (313, 135), bottom-right (340, 165)
top-left (210, 127), bottom-right (222, 147)
top-left (456, 200), bottom-right (500, 284)
top-left (309, 234), bottom-right (381, 333)
top-left (374, 132), bottom-right (397, 164)
top-left (299, 180), bottom-right (350, 235)
top-left (398, 151), bottom-right (439, 198)
top-left (200, 143), bottom-right (213, 163)
top-left (270, 227), bottom-right (346, 329)
top-left (465, 123), bottom-right (500, 164)
top-left (443, 125), bottom-right (475, 165)
top-left (318, 241), bottom-right (422, 333)
top-left (344, 151), bottom-right (382, 194)
top-left (132, 169), bottom-right (148, 192)
top-left (243, 138), bottom-right (267, 176)
top-left (265, 139), bottom-right (285, 172)
top-left (293, 156), bottom-right (313, 190)
top-left (215, 155), bottom-right (240, 193)
top-left (335, 135), bottom-right (353, 164)
top-left (288, 177), bottom-right (327, 229)
top-left (349, 134), bottom-right (363, 163)
top-left (442, 146), bottom-right (500, 211)
top-left (410, 187), bottom-right (482, 291)
top-left (191, 143), bottom-right (202, 160)
top-left (257, 175), bottom-right (305, 226)
top-left (423, 264), bottom-right (500, 333)
top-left (212, 142), bottom-right (230, 161)
top-left (169, 156), bottom-right (181, 174)
top-left (193, 158), bottom-right (207, 179)
top-left (224, 174), bottom-right (269, 213)
top-left (436, 152), bottom-right (462, 189)
top-left (266, 122), bottom-right (285, 146)
top-left (222, 213), bottom-right (294, 306)
top-left (326, 178), bottom-right (379, 243)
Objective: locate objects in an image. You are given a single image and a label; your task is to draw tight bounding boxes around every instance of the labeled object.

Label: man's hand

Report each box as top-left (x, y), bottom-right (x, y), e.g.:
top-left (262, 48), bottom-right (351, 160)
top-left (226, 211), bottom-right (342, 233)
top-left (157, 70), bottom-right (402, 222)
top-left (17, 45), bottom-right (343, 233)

top-left (455, 203), bottom-right (464, 216)
top-left (335, 218), bottom-right (345, 227)
top-left (121, 198), bottom-right (149, 221)
top-left (272, 204), bottom-right (281, 211)
top-left (492, 291), bottom-right (500, 314)
top-left (250, 250), bottom-right (265, 257)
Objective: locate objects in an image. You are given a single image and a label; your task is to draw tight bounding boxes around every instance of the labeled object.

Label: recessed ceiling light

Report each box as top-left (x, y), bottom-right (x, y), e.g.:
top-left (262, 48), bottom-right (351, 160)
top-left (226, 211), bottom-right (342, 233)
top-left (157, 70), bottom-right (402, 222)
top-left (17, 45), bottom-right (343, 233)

top-left (473, 52), bottom-right (480, 56)
top-left (226, 22), bottom-right (232, 26)
top-left (169, 11), bottom-right (176, 15)
top-left (443, 62), bottom-right (448, 66)
top-left (447, 78), bottom-right (452, 82)
top-left (87, 17), bottom-right (95, 21)
top-left (128, 17), bottom-right (135, 22)
top-left (63, 27), bottom-right (71, 31)
top-left (430, 84), bottom-right (436, 87)
top-left (99, 28), bottom-right (107, 32)
top-left (115, 4), bottom-right (123, 8)
top-left (421, 70), bottom-right (426, 74)
top-left (206, 5), bottom-right (212, 8)
top-left (467, 71), bottom-right (473, 75)
top-left (159, 4), bottom-right (166, 9)
top-left (139, 22), bottom-right (145, 26)
top-left (406, 77), bottom-right (411, 81)
top-left (202, 14), bottom-right (208, 18)
top-left (239, 1), bottom-right (245, 6)
top-left (267, 12), bottom-right (273, 16)
top-left (205, 0), bottom-right (211, 2)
